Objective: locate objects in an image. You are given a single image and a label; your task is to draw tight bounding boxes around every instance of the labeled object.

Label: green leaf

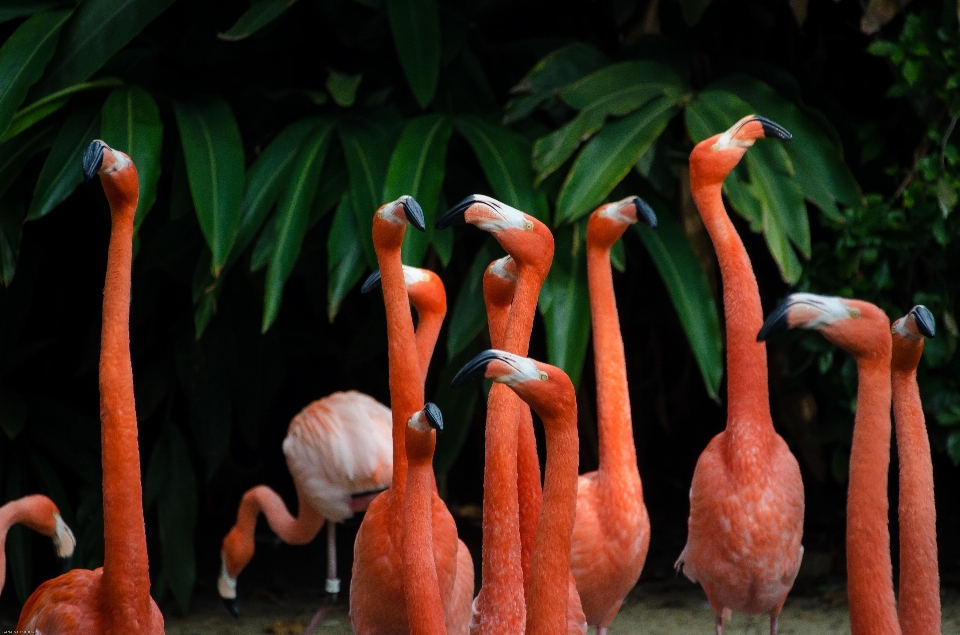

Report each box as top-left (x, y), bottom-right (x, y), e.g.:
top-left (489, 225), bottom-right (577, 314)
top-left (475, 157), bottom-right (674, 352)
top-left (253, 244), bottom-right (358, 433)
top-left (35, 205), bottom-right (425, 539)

top-left (174, 98), bottom-right (245, 276)
top-left (250, 215), bottom-right (276, 272)
top-left (339, 116), bottom-right (400, 269)
top-left (0, 121), bottom-right (57, 199)
top-left (0, 1), bottom-right (70, 23)
top-left (455, 115), bottom-right (541, 220)
top-left (2, 77), bottom-right (123, 143)
top-left (387, 0), bottom-right (440, 108)
top-left (383, 114), bottom-right (453, 267)
top-left (0, 9), bottom-right (72, 139)
top-left (327, 192), bottom-right (367, 321)
top-left (678, 0), bottom-right (712, 25)
top-left (146, 422), bottom-right (197, 613)
top-left (446, 238), bottom-right (502, 359)
top-left (28, 0), bottom-right (177, 99)
top-left (558, 60), bottom-right (684, 110)
top-left (433, 345), bottom-right (481, 476)
top-left (555, 95), bottom-right (679, 225)
top-left (262, 119), bottom-right (333, 333)
top-left (26, 96), bottom-right (101, 221)
top-left (100, 86), bottom-right (162, 232)
top-left (218, 0), bottom-right (297, 41)
top-left (539, 221), bottom-right (590, 389)
top-left (610, 237), bottom-right (625, 273)
top-left (0, 188), bottom-right (25, 285)
top-left (635, 203), bottom-right (722, 400)
top-left (326, 71), bottom-right (362, 108)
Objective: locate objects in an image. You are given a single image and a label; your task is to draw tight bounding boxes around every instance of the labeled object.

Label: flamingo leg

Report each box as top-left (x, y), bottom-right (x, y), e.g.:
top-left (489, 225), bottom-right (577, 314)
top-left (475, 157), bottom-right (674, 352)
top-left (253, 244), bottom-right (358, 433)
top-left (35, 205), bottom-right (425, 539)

top-left (770, 614), bottom-right (778, 635)
top-left (303, 522), bottom-right (339, 635)
top-left (715, 614), bottom-right (723, 635)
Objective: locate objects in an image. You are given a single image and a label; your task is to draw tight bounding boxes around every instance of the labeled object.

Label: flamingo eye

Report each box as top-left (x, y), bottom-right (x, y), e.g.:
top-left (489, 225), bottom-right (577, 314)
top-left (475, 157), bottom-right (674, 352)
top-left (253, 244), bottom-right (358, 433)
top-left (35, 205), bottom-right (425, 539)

top-left (849, 308), bottom-right (861, 319)
top-left (524, 221), bottom-right (533, 231)
top-left (538, 372), bottom-right (548, 381)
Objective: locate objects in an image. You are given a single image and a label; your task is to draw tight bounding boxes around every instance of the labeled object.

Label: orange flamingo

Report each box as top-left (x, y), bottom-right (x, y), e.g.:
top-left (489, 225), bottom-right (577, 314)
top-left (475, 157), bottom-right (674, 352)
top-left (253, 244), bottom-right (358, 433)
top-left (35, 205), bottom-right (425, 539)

top-left (17, 140), bottom-right (163, 632)
top-left (892, 305), bottom-right (940, 635)
top-left (452, 350), bottom-right (579, 635)
top-left (676, 115), bottom-right (804, 635)
top-left (350, 196), bottom-right (473, 635)
top-left (403, 403), bottom-right (447, 635)
top-left (0, 495), bottom-right (76, 595)
top-left (571, 197), bottom-right (654, 634)
top-left (758, 293), bottom-right (897, 635)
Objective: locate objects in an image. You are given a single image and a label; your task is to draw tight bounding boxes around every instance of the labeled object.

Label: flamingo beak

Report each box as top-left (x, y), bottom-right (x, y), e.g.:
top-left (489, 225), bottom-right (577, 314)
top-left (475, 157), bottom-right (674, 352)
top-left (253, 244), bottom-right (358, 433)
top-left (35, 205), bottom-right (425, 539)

top-left (912, 305), bottom-right (936, 338)
top-left (753, 115), bottom-right (792, 141)
top-left (423, 402), bottom-right (444, 431)
top-left (58, 555), bottom-right (72, 573)
top-left (451, 349), bottom-right (507, 388)
top-left (400, 196), bottom-right (425, 232)
top-left (82, 140), bottom-right (106, 180)
top-left (757, 297), bottom-right (794, 342)
top-left (223, 597), bottom-right (240, 618)
top-left (435, 195), bottom-right (478, 229)
top-left (632, 197), bottom-right (657, 228)
top-left (361, 270), bottom-right (382, 294)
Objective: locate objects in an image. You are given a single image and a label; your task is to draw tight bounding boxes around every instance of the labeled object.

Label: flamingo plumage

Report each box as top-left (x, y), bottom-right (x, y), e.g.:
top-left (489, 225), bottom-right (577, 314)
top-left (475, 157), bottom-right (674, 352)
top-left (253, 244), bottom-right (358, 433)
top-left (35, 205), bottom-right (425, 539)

top-left (17, 141), bottom-right (163, 633)
top-left (0, 495), bottom-right (76, 596)
top-left (676, 115), bottom-right (804, 635)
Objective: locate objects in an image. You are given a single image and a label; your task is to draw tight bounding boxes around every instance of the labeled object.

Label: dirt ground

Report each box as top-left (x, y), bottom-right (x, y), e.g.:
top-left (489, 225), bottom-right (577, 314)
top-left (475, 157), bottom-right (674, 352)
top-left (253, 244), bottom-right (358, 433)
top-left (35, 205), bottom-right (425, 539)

top-left (158, 582), bottom-right (960, 635)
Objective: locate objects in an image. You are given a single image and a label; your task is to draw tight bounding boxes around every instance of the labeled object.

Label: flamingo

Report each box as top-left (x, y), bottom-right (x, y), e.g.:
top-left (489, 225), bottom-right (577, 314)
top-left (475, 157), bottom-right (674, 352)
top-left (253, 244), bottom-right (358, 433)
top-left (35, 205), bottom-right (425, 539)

top-left (757, 293), bottom-right (897, 635)
top-left (570, 197), bottom-right (655, 634)
top-left (0, 495), bottom-right (76, 595)
top-left (676, 115), bottom-right (804, 635)
top-left (218, 265), bottom-right (446, 621)
top-left (452, 350), bottom-right (580, 635)
top-left (403, 403), bottom-right (447, 635)
top-left (17, 140), bottom-right (163, 632)
top-left (350, 196), bottom-right (473, 635)
top-left (892, 305), bottom-right (940, 635)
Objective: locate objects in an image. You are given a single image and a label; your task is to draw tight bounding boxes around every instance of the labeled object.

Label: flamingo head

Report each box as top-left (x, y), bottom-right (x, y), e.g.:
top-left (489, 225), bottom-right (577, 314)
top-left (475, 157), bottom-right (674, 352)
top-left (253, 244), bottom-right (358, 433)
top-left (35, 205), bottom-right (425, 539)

top-left (451, 349), bottom-right (574, 420)
top-left (892, 305), bottom-right (935, 371)
top-left (372, 195), bottom-right (425, 250)
top-left (587, 196), bottom-right (657, 249)
top-left (758, 293), bottom-right (890, 359)
top-left (405, 403), bottom-right (443, 463)
top-left (362, 265), bottom-right (446, 318)
top-left (483, 256), bottom-right (518, 310)
top-left (83, 140), bottom-right (139, 215)
top-left (689, 115), bottom-right (791, 186)
top-left (436, 194), bottom-right (554, 271)
top-left (219, 526), bottom-right (253, 616)
top-left (51, 513), bottom-right (76, 571)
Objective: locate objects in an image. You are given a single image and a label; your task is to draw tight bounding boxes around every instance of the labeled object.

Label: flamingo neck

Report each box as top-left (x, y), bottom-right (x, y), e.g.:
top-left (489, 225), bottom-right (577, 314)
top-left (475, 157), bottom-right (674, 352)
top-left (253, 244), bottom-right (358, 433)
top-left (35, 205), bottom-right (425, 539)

top-left (690, 182), bottom-right (772, 442)
top-left (99, 205), bottom-right (153, 627)
top-left (847, 353), bottom-right (900, 635)
top-left (525, 398), bottom-right (579, 635)
top-left (414, 308), bottom-right (443, 387)
top-left (403, 440), bottom-right (446, 635)
top-left (892, 340), bottom-right (940, 635)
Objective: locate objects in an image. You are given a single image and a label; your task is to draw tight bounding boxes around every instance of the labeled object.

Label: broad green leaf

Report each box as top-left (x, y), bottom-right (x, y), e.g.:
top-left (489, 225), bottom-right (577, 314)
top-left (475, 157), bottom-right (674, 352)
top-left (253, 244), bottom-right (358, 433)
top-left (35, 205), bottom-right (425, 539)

top-left (558, 61), bottom-right (684, 110)
top-left (174, 98), bottom-right (245, 275)
top-left (0, 9), bottom-right (71, 138)
top-left (533, 107), bottom-right (608, 184)
top-left (0, 2), bottom-right (69, 23)
top-left (634, 204), bottom-right (722, 400)
top-left (28, 0), bottom-right (177, 99)
top-left (555, 95), bottom-right (679, 225)
top-left (262, 120), bottom-right (333, 332)
top-left (1, 77), bottom-right (122, 143)
top-left (250, 215), bottom-right (275, 272)
top-left (383, 114), bottom-right (453, 266)
top-left (455, 115), bottom-right (541, 220)
top-left (433, 344), bottom-right (481, 476)
top-left (100, 86), bottom-right (162, 232)
top-left (327, 193), bottom-right (367, 321)
top-left (684, 88), bottom-right (752, 143)
top-left (446, 238), bottom-right (502, 359)
top-left (0, 121), bottom-right (57, 199)
top-left (387, 0), bottom-right (440, 108)
top-left (26, 97), bottom-right (101, 221)
top-left (146, 422), bottom-right (197, 613)
top-left (0, 188), bottom-right (24, 285)
top-left (218, 0), bottom-right (297, 41)
top-left (678, 0), bottom-right (712, 25)
top-left (327, 71), bottom-right (362, 108)
top-left (539, 221), bottom-right (590, 389)
top-left (339, 116), bottom-right (400, 269)
top-left (505, 42), bottom-right (610, 124)
top-left (610, 237), bottom-right (625, 273)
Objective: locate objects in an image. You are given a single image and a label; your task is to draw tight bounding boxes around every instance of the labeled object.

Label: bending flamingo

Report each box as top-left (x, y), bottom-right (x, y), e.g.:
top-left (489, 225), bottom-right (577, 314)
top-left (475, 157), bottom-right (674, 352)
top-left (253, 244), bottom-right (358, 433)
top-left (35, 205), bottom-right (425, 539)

top-left (676, 115), bottom-right (804, 635)
top-left (17, 141), bottom-right (163, 632)
top-left (350, 196), bottom-right (473, 635)
top-left (452, 350), bottom-right (579, 635)
top-left (758, 293), bottom-right (896, 635)
top-left (892, 305), bottom-right (940, 635)
top-left (0, 495), bottom-right (76, 595)
top-left (571, 197), bottom-right (654, 634)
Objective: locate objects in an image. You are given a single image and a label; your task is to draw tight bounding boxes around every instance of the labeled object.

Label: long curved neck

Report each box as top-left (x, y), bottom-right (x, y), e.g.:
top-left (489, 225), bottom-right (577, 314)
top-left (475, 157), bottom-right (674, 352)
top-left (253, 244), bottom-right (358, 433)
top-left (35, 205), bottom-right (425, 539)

top-left (586, 241), bottom-right (639, 483)
top-left (525, 396), bottom-right (579, 635)
top-left (415, 308), bottom-right (443, 387)
top-left (691, 180), bottom-right (771, 439)
top-left (892, 342), bottom-right (940, 635)
top-left (847, 353), bottom-right (900, 635)
top-left (403, 439), bottom-right (446, 635)
top-left (99, 203), bottom-right (152, 626)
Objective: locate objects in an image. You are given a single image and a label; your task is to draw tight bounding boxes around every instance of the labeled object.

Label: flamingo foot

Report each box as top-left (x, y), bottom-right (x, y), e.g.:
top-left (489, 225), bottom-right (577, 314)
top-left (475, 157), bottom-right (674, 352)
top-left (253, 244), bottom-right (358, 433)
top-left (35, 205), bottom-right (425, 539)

top-left (223, 597), bottom-right (240, 618)
top-left (302, 605), bottom-right (331, 635)
top-left (598, 627), bottom-right (607, 635)
top-left (770, 614), bottom-right (779, 635)
top-left (715, 614), bottom-right (723, 635)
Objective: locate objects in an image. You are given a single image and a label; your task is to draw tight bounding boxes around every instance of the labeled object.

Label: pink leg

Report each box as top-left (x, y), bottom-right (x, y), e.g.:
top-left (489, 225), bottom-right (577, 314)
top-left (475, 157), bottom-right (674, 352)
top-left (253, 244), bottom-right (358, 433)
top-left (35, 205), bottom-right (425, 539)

top-left (770, 614), bottom-right (779, 635)
top-left (303, 522), bottom-right (339, 635)
top-left (715, 614), bottom-right (723, 635)
top-left (598, 628), bottom-right (607, 635)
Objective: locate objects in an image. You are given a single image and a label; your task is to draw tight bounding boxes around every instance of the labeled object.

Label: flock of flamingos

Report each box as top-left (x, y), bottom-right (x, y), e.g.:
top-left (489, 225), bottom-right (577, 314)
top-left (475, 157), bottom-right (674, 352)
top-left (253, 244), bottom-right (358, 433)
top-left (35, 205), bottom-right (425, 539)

top-left (0, 113), bottom-right (941, 634)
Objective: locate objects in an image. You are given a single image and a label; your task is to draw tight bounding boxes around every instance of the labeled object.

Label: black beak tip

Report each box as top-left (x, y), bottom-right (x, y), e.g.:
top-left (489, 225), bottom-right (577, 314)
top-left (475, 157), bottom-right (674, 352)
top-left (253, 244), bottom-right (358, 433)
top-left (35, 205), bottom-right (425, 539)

top-left (912, 305), bottom-right (936, 338)
top-left (223, 597), bottom-right (240, 618)
top-left (58, 556), bottom-right (72, 574)
top-left (401, 196), bottom-right (426, 232)
top-left (633, 197), bottom-right (657, 228)
top-left (435, 195), bottom-right (476, 230)
top-left (361, 270), bottom-right (382, 294)
top-left (82, 140), bottom-right (105, 181)
top-left (423, 402), bottom-right (443, 431)
top-left (754, 116), bottom-right (792, 142)
top-left (451, 349), bottom-right (500, 389)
